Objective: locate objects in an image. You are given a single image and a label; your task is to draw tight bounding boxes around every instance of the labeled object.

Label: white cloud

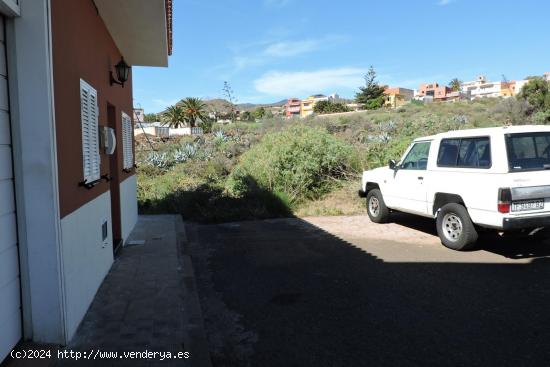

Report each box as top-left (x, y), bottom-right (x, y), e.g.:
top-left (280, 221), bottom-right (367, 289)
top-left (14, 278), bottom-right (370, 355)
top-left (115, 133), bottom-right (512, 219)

top-left (227, 35), bottom-right (346, 75)
top-left (264, 39), bottom-right (324, 57)
top-left (254, 67), bottom-right (366, 97)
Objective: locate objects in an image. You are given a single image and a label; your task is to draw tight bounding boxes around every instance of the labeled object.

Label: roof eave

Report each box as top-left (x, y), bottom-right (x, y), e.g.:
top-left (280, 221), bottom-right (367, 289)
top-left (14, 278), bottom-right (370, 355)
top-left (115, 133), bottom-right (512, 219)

top-left (94, 0), bottom-right (172, 67)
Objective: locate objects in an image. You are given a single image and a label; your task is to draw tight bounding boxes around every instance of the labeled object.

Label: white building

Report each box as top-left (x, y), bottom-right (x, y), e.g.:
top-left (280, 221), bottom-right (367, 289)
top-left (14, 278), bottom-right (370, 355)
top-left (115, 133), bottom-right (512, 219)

top-left (0, 0), bottom-right (172, 362)
top-left (514, 80), bottom-right (529, 95)
top-left (461, 75), bottom-right (502, 99)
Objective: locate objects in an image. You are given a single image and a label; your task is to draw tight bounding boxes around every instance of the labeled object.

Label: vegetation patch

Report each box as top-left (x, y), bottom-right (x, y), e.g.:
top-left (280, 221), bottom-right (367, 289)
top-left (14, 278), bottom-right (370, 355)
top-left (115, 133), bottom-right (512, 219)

top-left (226, 126), bottom-right (353, 204)
top-left (137, 96), bottom-right (549, 223)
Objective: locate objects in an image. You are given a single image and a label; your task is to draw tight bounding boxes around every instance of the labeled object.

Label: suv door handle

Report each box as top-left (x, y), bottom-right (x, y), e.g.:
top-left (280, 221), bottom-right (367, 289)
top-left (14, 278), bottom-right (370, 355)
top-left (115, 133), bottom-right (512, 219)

top-left (418, 176), bottom-right (424, 180)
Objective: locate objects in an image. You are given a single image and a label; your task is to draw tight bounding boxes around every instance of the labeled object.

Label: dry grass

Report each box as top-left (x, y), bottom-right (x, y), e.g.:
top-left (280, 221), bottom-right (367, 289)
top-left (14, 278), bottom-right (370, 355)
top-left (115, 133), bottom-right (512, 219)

top-left (295, 180), bottom-right (367, 217)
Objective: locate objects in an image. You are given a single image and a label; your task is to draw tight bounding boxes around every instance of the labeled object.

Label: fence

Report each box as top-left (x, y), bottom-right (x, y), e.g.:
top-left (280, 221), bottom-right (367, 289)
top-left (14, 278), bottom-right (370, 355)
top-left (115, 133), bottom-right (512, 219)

top-left (134, 125), bottom-right (203, 138)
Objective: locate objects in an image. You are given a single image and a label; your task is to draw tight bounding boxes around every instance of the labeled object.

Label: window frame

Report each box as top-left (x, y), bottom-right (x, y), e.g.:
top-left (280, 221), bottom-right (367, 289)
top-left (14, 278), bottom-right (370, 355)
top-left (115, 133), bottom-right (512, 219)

top-left (436, 136), bottom-right (492, 169)
top-left (80, 79), bottom-right (101, 183)
top-left (121, 112), bottom-right (134, 170)
top-left (505, 132), bottom-right (550, 172)
top-left (399, 141), bottom-right (432, 171)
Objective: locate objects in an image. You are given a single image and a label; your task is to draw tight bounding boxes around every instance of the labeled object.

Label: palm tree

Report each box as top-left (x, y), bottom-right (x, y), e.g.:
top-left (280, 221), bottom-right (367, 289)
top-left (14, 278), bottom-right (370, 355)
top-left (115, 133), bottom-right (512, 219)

top-left (449, 78), bottom-right (462, 92)
top-left (162, 105), bottom-right (186, 128)
top-left (181, 97), bottom-right (208, 127)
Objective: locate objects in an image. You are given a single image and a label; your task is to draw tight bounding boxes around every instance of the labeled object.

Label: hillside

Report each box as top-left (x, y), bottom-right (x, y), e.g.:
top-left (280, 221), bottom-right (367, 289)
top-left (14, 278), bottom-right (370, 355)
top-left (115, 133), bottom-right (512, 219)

top-left (137, 98), bottom-right (530, 222)
top-left (159, 98), bottom-right (287, 115)
top-left (237, 99), bottom-right (287, 111)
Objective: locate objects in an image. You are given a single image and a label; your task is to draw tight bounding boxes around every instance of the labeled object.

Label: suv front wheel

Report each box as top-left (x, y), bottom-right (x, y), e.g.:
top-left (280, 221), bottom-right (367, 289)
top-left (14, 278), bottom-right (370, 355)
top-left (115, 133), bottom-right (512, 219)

top-left (436, 203), bottom-right (478, 250)
top-left (366, 189), bottom-right (390, 223)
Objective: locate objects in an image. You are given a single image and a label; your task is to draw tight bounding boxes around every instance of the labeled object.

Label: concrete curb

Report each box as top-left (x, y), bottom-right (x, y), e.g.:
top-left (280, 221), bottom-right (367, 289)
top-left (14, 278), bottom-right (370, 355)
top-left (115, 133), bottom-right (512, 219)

top-left (175, 217), bottom-right (212, 367)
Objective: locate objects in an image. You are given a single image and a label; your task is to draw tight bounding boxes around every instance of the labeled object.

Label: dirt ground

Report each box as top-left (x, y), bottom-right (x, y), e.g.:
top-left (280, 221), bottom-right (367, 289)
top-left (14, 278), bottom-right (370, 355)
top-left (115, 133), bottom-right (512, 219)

top-left (186, 213), bottom-right (550, 367)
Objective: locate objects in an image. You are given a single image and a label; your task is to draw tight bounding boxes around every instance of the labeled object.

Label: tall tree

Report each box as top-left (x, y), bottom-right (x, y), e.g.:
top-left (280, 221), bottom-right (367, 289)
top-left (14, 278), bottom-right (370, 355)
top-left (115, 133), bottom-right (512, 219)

top-left (253, 107), bottom-right (266, 120)
top-left (355, 66), bottom-right (386, 110)
top-left (181, 97), bottom-right (208, 128)
top-left (162, 105), bottom-right (186, 128)
top-left (313, 100), bottom-right (350, 114)
top-left (240, 111), bottom-right (254, 122)
top-left (517, 77), bottom-right (550, 111)
top-left (449, 78), bottom-right (462, 92)
top-left (143, 113), bottom-right (158, 122)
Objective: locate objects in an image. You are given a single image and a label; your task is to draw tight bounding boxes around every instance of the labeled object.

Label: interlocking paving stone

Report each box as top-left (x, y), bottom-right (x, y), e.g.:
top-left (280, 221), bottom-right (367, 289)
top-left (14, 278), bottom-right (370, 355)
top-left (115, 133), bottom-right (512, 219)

top-left (55, 216), bottom-right (189, 367)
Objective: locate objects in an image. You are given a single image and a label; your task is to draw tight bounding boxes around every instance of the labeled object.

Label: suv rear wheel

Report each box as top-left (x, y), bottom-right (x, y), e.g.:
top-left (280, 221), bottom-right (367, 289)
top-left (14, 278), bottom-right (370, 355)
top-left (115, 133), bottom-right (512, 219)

top-left (436, 203), bottom-right (478, 250)
top-left (366, 189), bottom-right (390, 223)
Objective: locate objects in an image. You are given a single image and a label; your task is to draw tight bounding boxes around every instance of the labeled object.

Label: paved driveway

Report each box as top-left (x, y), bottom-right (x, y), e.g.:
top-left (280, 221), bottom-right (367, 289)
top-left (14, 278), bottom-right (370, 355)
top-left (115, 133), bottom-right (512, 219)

top-left (186, 214), bottom-right (550, 367)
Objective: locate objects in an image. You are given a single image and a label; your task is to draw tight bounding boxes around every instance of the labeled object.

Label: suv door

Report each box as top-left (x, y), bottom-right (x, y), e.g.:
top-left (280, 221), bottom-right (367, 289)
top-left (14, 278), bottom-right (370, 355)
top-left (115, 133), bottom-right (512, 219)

top-left (386, 141), bottom-right (431, 215)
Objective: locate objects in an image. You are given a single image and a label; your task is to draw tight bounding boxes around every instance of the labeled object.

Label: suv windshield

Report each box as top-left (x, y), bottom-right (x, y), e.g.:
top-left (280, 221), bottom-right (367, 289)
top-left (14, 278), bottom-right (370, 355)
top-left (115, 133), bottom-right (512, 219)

top-left (506, 132), bottom-right (550, 171)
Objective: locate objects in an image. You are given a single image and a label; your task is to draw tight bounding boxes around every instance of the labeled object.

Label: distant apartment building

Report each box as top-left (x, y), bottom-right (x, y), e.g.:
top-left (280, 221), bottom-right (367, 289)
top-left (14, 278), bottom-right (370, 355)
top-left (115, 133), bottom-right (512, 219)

top-left (545, 72), bottom-right (550, 82)
top-left (284, 98), bottom-right (302, 118)
top-left (416, 83), bottom-right (439, 99)
top-left (500, 81), bottom-right (516, 97)
top-left (433, 86), bottom-right (451, 100)
top-left (514, 79), bottom-right (529, 95)
top-left (301, 94), bottom-right (329, 117)
top-left (461, 75), bottom-right (502, 99)
top-left (415, 81), bottom-right (470, 102)
top-left (384, 87), bottom-right (414, 108)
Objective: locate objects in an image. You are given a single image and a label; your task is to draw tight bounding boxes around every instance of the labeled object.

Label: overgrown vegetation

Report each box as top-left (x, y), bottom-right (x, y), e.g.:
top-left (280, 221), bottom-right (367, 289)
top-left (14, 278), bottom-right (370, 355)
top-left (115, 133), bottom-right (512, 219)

top-left (314, 100), bottom-right (351, 114)
top-left (137, 97), bottom-right (547, 223)
top-left (226, 126), bottom-right (353, 204)
top-left (516, 77), bottom-right (550, 124)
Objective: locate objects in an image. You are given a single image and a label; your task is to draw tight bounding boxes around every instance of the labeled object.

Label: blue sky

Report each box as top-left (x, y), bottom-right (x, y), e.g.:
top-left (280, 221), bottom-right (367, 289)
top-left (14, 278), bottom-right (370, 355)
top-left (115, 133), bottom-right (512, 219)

top-left (133, 0), bottom-right (550, 113)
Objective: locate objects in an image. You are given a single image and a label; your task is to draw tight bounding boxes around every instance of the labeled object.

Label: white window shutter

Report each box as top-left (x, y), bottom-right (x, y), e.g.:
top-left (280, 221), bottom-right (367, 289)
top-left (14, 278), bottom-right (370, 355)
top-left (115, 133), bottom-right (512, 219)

top-left (80, 79), bottom-right (100, 182)
top-left (122, 112), bottom-right (133, 170)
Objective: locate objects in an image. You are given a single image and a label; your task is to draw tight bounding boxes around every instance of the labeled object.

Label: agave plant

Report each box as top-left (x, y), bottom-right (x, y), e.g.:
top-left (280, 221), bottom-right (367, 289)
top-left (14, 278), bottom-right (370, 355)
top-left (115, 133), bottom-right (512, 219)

top-left (146, 152), bottom-right (172, 169)
top-left (452, 114), bottom-right (468, 125)
top-left (197, 147), bottom-right (214, 161)
top-left (173, 143), bottom-right (198, 163)
top-left (378, 120), bottom-right (397, 133)
top-left (213, 130), bottom-right (228, 143)
top-left (366, 133), bottom-right (391, 143)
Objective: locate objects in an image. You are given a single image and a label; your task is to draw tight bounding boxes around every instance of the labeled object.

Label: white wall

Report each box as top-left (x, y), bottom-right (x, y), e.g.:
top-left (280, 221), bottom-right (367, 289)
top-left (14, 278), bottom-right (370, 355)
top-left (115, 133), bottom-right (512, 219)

top-left (169, 127), bottom-right (203, 136)
top-left (134, 126), bottom-right (155, 136)
top-left (120, 175), bottom-right (138, 243)
top-left (7, 0), bottom-right (66, 343)
top-left (60, 191), bottom-right (113, 339)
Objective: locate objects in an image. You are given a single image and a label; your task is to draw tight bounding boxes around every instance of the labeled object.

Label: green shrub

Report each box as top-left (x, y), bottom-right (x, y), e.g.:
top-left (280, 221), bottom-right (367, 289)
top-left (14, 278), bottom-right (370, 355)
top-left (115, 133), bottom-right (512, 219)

top-left (532, 110), bottom-right (550, 124)
top-left (226, 126), bottom-right (353, 204)
top-left (198, 119), bottom-right (214, 133)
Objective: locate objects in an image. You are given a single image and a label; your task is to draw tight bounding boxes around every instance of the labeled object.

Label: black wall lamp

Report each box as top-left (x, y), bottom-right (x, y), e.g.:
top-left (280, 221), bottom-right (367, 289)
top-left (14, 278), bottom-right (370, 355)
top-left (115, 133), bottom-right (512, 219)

top-left (110, 57), bottom-right (131, 87)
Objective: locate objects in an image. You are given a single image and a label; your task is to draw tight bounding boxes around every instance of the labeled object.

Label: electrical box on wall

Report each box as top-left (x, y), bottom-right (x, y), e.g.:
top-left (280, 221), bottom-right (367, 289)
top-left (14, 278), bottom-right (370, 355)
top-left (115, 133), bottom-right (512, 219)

top-left (101, 219), bottom-right (109, 249)
top-left (100, 126), bottom-right (116, 155)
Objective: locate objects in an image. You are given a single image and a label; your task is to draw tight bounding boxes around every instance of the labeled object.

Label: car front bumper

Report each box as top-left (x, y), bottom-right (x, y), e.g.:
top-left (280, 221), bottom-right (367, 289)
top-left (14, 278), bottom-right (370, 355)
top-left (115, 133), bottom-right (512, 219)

top-left (358, 189), bottom-right (366, 198)
top-left (503, 215), bottom-right (550, 230)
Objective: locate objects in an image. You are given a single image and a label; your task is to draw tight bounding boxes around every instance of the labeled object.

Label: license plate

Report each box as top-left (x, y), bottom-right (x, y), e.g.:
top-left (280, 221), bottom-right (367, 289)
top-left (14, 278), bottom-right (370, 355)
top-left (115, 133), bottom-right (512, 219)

top-left (511, 200), bottom-right (545, 212)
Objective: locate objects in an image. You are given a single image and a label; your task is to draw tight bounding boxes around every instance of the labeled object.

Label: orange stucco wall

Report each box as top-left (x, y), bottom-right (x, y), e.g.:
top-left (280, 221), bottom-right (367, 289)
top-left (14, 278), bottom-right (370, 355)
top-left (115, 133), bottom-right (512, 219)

top-left (51, 0), bottom-right (135, 218)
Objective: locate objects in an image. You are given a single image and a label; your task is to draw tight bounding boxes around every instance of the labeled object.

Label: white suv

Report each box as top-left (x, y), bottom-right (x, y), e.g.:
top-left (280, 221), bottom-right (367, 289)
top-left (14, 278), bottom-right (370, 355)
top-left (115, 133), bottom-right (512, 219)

top-left (359, 125), bottom-right (550, 250)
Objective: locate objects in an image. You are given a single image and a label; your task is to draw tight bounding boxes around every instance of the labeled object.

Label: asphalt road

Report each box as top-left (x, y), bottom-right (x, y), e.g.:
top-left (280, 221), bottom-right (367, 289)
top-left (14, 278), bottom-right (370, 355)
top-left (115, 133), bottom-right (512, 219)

top-left (186, 213), bottom-right (550, 367)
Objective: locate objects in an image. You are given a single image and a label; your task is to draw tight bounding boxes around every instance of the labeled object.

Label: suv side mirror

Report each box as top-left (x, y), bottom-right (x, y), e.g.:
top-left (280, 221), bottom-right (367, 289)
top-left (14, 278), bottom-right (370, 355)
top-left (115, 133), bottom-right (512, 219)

top-left (389, 159), bottom-right (397, 170)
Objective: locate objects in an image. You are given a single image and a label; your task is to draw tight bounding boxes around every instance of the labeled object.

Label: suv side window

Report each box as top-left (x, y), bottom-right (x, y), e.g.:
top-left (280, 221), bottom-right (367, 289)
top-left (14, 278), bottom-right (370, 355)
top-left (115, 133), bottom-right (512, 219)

top-left (437, 139), bottom-right (460, 166)
top-left (400, 142), bottom-right (431, 170)
top-left (437, 137), bottom-right (491, 168)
